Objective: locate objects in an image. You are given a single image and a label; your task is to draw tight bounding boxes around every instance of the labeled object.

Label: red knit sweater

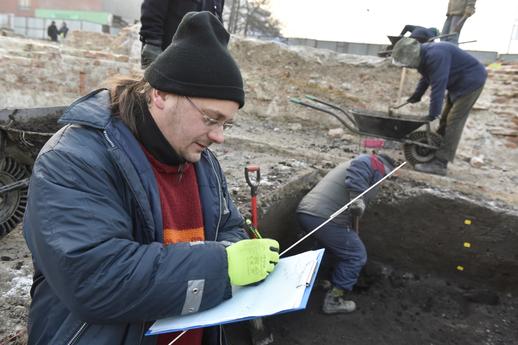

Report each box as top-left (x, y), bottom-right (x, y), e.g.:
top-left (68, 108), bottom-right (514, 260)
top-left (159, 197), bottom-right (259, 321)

top-left (141, 146), bottom-right (204, 345)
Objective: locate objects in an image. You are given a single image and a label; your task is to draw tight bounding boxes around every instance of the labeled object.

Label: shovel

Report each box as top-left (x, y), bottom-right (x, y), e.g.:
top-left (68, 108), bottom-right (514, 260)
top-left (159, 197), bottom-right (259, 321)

top-left (244, 166), bottom-right (273, 345)
top-left (244, 166), bottom-right (260, 231)
top-left (353, 216), bottom-right (360, 235)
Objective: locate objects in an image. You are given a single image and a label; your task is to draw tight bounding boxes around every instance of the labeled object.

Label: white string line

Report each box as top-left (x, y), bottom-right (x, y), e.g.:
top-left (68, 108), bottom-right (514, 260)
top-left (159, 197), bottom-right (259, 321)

top-left (167, 330), bottom-right (188, 345)
top-left (279, 161), bottom-right (406, 257)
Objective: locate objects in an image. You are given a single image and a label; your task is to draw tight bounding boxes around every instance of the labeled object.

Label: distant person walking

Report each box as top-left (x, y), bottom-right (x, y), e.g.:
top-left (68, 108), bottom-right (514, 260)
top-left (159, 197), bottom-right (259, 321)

top-left (47, 21), bottom-right (59, 42)
top-left (59, 22), bottom-right (69, 38)
top-left (400, 25), bottom-right (440, 40)
top-left (59, 22), bottom-right (69, 44)
top-left (440, 0), bottom-right (476, 45)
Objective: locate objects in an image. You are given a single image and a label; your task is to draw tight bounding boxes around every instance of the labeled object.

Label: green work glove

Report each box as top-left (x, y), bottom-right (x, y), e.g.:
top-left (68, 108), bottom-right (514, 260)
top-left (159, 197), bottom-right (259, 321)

top-left (226, 239), bottom-right (279, 286)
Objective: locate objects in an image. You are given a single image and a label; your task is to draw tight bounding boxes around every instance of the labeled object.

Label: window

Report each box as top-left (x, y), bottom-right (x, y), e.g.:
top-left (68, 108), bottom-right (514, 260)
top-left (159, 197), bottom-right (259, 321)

top-left (18, 0), bottom-right (30, 10)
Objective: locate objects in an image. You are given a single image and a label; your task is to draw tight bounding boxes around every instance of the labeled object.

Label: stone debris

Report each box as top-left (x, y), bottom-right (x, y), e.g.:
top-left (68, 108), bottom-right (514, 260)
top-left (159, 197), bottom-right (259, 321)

top-left (470, 155), bottom-right (485, 167)
top-left (328, 128), bottom-right (344, 138)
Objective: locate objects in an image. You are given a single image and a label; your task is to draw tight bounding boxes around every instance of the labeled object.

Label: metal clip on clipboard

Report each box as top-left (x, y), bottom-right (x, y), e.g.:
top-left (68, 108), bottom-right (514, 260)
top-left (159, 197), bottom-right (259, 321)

top-left (297, 260), bottom-right (318, 287)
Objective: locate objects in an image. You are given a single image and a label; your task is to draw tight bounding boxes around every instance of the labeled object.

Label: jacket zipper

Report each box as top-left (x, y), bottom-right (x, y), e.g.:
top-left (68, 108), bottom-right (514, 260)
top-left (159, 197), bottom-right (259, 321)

top-left (67, 322), bottom-right (88, 345)
top-left (103, 130), bottom-right (115, 147)
top-left (139, 322), bottom-right (145, 344)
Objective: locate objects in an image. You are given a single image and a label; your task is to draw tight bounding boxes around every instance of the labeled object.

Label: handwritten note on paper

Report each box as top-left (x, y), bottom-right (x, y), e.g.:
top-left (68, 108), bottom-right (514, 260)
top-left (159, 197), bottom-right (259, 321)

top-left (147, 249), bottom-right (324, 335)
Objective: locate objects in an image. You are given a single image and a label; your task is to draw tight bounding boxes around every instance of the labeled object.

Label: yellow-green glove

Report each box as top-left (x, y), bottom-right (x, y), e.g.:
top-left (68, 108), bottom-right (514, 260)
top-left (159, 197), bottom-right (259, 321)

top-left (226, 239), bottom-right (279, 286)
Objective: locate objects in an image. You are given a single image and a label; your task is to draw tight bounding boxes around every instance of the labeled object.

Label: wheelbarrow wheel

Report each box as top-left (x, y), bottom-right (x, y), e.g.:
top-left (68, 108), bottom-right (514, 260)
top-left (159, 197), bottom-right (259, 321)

top-left (403, 131), bottom-right (442, 166)
top-left (0, 157), bottom-right (29, 238)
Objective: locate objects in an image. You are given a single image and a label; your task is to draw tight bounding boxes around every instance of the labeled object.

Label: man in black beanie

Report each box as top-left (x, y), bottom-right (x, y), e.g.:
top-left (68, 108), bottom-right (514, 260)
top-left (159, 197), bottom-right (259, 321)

top-left (23, 11), bottom-right (279, 345)
top-left (296, 154), bottom-right (395, 315)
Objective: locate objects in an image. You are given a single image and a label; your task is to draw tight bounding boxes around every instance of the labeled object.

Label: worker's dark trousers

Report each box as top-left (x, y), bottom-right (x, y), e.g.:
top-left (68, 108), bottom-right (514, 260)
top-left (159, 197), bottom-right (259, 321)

top-left (297, 213), bottom-right (367, 291)
top-left (436, 82), bottom-right (485, 163)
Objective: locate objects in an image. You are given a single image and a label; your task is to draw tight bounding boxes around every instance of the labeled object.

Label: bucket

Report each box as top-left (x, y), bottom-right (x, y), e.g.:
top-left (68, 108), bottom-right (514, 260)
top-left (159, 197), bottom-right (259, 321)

top-left (363, 139), bottom-right (385, 148)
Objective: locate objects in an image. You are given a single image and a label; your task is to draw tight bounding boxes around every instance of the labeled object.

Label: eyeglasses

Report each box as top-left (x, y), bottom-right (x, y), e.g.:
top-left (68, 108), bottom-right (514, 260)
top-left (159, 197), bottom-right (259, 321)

top-left (185, 96), bottom-right (233, 131)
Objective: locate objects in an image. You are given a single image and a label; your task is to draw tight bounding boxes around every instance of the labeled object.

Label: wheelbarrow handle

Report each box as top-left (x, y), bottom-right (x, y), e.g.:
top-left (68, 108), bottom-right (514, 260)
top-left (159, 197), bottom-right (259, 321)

top-left (244, 166), bottom-right (260, 197)
top-left (304, 95), bottom-right (357, 127)
top-left (290, 98), bottom-right (356, 131)
top-left (428, 32), bottom-right (458, 41)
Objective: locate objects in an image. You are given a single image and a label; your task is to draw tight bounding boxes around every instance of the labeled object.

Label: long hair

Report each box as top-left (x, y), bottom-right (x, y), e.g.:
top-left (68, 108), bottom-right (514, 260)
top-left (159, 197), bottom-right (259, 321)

top-left (101, 76), bottom-right (153, 138)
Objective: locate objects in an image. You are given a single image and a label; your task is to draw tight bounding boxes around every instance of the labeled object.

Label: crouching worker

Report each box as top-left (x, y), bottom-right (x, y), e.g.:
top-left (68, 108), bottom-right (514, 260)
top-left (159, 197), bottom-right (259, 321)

top-left (22, 11), bottom-right (279, 345)
top-left (296, 154), bottom-right (395, 315)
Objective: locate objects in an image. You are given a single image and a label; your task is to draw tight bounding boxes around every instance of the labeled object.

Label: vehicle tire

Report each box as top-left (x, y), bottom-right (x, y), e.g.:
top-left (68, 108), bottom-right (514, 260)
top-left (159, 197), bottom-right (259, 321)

top-left (403, 131), bottom-right (442, 166)
top-left (0, 156), bottom-right (29, 238)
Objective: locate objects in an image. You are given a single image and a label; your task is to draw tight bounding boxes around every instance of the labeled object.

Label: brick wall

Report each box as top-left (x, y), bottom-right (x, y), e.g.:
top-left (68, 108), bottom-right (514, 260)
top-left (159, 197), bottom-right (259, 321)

top-left (0, 26), bottom-right (141, 109)
top-left (486, 65), bottom-right (518, 149)
top-left (0, 0), bottom-right (37, 17)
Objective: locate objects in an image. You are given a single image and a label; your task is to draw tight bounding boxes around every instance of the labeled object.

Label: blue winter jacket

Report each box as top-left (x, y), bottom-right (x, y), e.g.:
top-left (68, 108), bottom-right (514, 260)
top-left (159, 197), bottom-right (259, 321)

top-left (296, 155), bottom-right (390, 227)
top-left (400, 25), bottom-right (437, 39)
top-left (414, 41), bottom-right (487, 117)
top-left (22, 90), bottom-right (248, 345)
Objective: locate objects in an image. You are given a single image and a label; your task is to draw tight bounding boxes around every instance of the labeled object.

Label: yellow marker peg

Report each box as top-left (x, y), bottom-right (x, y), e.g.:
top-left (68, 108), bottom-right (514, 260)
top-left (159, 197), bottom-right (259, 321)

top-left (464, 243), bottom-right (471, 248)
top-left (464, 220), bottom-right (471, 225)
top-left (457, 266), bottom-right (464, 271)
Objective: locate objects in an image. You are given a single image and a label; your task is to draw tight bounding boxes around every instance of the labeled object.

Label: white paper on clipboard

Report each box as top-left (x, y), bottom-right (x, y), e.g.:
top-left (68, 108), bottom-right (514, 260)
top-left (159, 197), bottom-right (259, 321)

top-left (146, 248), bottom-right (324, 336)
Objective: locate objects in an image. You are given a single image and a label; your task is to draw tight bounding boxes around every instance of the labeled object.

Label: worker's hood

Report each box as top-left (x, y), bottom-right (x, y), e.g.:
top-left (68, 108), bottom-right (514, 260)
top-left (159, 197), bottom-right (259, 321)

top-left (392, 37), bottom-right (421, 69)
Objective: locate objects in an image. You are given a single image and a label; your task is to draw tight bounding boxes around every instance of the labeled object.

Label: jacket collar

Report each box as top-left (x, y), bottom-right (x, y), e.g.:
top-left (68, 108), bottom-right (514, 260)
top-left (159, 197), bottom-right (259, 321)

top-left (58, 89), bottom-right (112, 129)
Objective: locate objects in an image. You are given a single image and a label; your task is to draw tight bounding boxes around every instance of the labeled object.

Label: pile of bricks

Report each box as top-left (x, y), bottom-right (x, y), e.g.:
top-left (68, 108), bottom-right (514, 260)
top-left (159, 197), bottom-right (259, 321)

top-left (486, 65), bottom-right (518, 149)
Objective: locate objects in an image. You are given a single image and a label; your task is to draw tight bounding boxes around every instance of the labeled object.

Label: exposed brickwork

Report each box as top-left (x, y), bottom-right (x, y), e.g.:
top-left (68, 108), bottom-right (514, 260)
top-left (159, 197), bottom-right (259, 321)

top-left (0, 28), bottom-right (142, 108)
top-left (65, 30), bottom-right (116, 52)
top-left (485, 65), bottom-right (518, 149)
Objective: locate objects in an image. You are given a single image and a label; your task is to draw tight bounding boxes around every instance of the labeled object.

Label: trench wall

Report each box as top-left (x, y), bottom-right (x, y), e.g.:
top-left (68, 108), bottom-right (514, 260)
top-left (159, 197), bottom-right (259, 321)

top-left (256, 170), bottom-right (518, 294)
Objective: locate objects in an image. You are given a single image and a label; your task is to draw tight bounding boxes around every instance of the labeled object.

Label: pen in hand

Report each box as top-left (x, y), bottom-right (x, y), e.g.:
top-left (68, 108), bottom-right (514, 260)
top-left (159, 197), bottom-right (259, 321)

top-left (246, 219), bottom-right (262, 239)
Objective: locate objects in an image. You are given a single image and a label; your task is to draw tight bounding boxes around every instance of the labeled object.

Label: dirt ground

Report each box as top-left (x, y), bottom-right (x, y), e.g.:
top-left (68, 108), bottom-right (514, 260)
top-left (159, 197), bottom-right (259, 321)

top-left (2, 131), bottom-right (517, 345)
top-left (1, 31), bottom-right (518, 344)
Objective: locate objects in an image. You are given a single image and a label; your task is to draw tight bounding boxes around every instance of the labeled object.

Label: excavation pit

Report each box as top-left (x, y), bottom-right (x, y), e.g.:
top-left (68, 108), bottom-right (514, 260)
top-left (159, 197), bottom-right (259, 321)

top-left (227, 168), bottom-right (518, 345)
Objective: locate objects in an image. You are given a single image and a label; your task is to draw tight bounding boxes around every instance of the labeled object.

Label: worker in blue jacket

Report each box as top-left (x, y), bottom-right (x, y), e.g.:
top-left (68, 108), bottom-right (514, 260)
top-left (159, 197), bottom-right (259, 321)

top-left (139, 0), bottom-right (224, 68)
top-left (296, 154), bottom-right (395, 315)
top-left (23, 12), bottom-right (279, 345)
top-left (399, 25), bottom-right (440, 40)
top-left (391, 37), bottom-right (487, 176)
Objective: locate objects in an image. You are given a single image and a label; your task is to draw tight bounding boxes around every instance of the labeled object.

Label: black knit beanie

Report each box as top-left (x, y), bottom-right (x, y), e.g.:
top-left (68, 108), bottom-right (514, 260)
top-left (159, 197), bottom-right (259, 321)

top-left (144, 11), bottom-right (245, 108)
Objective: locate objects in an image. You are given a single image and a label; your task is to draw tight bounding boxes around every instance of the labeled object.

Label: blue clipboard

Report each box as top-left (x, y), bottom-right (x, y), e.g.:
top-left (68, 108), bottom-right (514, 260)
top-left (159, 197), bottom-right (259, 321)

top-left (146, 248), bottom-right (324, 336)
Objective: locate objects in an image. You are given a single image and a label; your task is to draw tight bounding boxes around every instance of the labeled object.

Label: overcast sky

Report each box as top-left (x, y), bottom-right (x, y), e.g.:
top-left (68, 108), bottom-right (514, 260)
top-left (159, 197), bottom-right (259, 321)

top-left (269, 0), bottom-right (518, 55)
